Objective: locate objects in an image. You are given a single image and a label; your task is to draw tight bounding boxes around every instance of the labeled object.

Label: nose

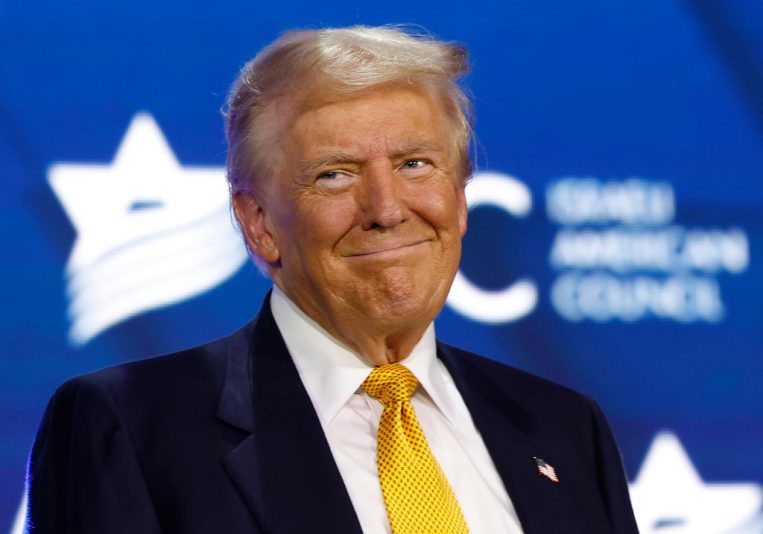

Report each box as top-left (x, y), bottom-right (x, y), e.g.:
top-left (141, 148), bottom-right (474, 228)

top-left (359, 163), bottom-right (408, 230)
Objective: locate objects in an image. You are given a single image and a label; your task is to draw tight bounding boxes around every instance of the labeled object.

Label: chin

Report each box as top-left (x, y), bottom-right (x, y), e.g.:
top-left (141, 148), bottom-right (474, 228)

top-left (372, 288), bottom-right (446, 328)
top-left (339, 264), bottom-right (453, 324)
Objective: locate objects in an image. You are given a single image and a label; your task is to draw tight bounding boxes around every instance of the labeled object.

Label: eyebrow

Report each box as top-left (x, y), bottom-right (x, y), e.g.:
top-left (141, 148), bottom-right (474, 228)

top-left (299, 141), bottom-right (446, 175)
top-left (389, 141), bottom-right (445, 159)
top-left (299, 151), bottom-right (359, 176)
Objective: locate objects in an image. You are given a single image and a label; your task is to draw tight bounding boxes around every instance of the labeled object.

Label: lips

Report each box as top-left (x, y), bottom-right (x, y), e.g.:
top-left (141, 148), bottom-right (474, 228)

top-left (345, 239), bottom-right (429, 258)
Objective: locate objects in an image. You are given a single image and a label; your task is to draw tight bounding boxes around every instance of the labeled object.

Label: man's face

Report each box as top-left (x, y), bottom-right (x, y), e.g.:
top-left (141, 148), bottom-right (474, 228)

top-left (235, 87), bottom-right (467, 354)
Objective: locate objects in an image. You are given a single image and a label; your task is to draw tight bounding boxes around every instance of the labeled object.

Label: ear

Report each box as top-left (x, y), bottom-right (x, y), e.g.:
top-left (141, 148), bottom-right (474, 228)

top-left (456, 184), bottom-right (468, 237)
top-left (232, 190), bottom-right (281, 264)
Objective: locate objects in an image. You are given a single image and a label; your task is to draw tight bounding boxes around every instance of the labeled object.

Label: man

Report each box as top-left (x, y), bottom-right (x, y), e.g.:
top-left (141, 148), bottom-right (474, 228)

top-left (27, 26), bottom-right (639, 533)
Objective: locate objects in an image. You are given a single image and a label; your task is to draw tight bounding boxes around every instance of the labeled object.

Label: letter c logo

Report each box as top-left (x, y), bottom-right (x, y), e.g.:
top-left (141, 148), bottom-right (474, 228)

top-left (447, 172), bottom-right (538, 323)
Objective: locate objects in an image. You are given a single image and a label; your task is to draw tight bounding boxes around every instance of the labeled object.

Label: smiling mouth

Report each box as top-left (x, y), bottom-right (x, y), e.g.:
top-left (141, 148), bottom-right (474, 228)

top-left (347, 240), bottom-right (429, 258)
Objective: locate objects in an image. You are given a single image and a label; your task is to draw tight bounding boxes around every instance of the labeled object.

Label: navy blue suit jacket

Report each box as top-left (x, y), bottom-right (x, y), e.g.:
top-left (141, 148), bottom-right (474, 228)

top-left (27, 297), bottom-right (638, 533)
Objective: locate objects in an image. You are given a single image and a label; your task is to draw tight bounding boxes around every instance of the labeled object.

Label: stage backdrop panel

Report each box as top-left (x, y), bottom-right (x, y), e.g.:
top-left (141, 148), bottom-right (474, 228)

top-left (1, 1), bottom-right (761, 532)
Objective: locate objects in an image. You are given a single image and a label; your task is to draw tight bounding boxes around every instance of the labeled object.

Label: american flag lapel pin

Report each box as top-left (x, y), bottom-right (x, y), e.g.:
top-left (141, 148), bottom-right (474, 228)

top-left (533, 457), bottom-right (560, 483)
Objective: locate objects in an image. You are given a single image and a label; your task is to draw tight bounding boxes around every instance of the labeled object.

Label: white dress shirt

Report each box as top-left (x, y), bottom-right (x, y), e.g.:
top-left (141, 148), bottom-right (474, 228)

top-left (270, 286), bottom-right (524, 534)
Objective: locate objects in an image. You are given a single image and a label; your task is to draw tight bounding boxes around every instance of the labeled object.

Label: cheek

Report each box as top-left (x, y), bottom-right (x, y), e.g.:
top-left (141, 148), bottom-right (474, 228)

top-left (291, 199), bottom-right (358, 253)
top-left (418, 188), bottom-right (464, 232)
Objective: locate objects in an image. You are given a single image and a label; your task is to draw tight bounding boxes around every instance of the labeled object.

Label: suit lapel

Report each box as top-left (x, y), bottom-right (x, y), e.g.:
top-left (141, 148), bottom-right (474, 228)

top-left (218, 297), bottom-right (362, 534)
top-left (438, 343), bottom-right (574, 534)
top-left (215, 300), bottom-right (579, 533)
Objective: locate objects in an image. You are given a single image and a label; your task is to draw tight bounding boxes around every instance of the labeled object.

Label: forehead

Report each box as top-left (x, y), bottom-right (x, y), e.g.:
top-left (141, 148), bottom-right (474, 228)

top-left (283, 87), bottom-right (453, 158)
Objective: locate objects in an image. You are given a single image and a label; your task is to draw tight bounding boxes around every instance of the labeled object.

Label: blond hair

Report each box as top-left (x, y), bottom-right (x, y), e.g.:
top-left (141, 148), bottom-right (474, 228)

top-left (224, 25), bottom-right (473, 192)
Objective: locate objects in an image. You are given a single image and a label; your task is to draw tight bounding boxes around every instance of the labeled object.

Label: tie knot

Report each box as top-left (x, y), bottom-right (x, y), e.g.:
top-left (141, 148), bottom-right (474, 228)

top-left (362, 363), bottom-right (418, 406)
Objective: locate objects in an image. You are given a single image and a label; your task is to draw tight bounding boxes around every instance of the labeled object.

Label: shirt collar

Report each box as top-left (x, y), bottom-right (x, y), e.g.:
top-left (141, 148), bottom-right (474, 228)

top-left (269, 286), bottom-right (459, 427)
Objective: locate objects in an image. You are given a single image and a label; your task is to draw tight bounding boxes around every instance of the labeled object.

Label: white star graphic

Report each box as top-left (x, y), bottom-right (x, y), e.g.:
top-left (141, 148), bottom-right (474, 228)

top-left (630, 431), bottom-right (763, 533)
top-left (48, 113), bottom-right (248, 346)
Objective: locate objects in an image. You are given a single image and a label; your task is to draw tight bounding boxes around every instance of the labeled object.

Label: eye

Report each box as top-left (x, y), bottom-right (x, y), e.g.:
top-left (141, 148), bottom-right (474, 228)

top-left (398, 159), bottom-right (433, 177)
top-left (314, 169), bottom-right (356, 192)
top-left (402, 160), bottom-right (426, 169)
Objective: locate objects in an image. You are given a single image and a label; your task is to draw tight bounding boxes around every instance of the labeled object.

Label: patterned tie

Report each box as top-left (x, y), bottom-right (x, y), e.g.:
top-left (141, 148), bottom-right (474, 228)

top-left (362, 363), bottom-right (469, 533)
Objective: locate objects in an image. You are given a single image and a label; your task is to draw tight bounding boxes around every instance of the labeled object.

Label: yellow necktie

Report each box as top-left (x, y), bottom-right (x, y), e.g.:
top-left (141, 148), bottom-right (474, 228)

top-left (362, 363), bottom-right (469, 533)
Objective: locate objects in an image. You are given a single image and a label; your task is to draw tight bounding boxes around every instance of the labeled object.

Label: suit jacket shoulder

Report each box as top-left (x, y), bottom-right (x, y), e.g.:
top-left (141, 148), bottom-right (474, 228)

top-left (439, 342), bottom-right (602, 431)
top-left (27, 307), bottom-right (363, 534)
top-left (27, 323), bottom-right (262, 534)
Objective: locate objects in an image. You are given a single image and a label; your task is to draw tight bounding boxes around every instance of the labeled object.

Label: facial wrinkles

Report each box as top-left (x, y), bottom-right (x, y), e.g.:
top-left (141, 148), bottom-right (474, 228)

top-left (289, 130), bottom-right (435, 243)
top-left (259, 88), bottom-right (466, 362)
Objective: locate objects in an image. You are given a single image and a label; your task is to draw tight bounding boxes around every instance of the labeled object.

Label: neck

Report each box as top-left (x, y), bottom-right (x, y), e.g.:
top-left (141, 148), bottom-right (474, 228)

top-left (272, 285), bottom-right (432, 366)
top-left (307, 309), bottom-right (431, 366)
top-left (339, 324), bottom-right (430, 366)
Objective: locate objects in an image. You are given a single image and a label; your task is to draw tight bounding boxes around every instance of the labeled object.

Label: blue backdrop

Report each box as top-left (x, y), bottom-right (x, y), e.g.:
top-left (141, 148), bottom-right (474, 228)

top-left (2, 1), bottom-right (762, 532)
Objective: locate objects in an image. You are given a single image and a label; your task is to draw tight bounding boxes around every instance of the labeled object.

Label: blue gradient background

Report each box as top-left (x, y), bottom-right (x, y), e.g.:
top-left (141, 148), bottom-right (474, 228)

top-left (1, 0), bottom-right (762, 530)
